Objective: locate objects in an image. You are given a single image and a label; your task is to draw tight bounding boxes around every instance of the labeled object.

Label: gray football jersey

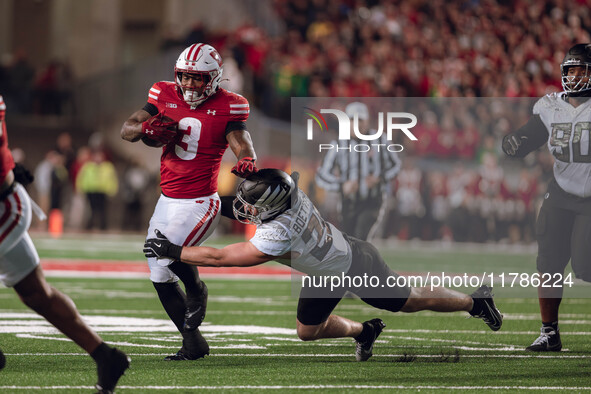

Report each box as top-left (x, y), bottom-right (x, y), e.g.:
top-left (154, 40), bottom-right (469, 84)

top-left (534, 92), bottom-right (591, 197)
top-left (249, 190), bottom-right (352, 276)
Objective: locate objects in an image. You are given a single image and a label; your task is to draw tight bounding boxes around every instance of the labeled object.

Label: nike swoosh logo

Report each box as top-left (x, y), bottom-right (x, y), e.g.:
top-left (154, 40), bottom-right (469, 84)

top-left (484, 303), bottom-right (501, 327)
top-left (186, 309), bottom-right (201, 319)
top-left (154, 243), bottom-right (161, 248)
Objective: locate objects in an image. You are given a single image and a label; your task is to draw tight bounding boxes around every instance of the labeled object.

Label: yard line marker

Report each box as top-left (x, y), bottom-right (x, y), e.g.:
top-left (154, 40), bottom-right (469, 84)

top-left (5, 352), bottom-right (591, 359)
top-left (1, 385), bottom-right (590, 390)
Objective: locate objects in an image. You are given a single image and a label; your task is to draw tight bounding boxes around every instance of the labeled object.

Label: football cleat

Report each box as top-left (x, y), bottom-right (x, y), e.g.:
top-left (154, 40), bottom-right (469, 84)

top-left (526, 326), bottom-right (562, 352)
top-left (95, 347), bottom-right (130, 394)
top-left (469, 285), bottom-right (503, 331)
top-left (0, 347), bottom-right (5, 370)
top-left (355, 318), bottom-right (386, 362)
top-left (164, 347), bottom-right (209, 361)
top-left (184, 282), bottom-right (208, 331)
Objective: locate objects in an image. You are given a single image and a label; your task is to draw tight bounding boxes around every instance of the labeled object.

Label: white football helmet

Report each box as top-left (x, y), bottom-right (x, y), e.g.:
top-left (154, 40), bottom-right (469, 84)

top-left (175, 43), bottom-right (223, 106)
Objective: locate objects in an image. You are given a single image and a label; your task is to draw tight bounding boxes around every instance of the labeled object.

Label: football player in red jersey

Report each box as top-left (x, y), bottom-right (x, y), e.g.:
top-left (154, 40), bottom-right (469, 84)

top-left (121, 43), bottom-right (258, 360)
top-left (0, 95), bottom-right (129, 392)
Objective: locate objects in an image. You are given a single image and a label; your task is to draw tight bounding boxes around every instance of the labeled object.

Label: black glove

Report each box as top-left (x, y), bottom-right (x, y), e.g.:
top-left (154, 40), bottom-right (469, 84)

top-left (13, 163), bottom-right (34, 186)
top-left (143, 229), bottom-right (183, 260)
top-left (502, 134), bottom-right (528, 156)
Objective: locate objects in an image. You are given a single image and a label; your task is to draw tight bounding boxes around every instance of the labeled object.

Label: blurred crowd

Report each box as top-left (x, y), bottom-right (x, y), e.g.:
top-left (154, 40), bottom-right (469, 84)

top-left (0, 50), bottom-right (74, 116)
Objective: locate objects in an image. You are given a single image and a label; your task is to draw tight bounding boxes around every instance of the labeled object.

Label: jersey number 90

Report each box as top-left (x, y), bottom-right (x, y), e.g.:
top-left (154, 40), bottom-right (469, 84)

top-left (550, 122), bottom-right (591, 163)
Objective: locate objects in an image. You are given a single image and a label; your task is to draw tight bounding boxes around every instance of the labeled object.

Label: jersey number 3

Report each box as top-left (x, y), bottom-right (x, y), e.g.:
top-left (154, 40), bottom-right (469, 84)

top-left (550, 122), bottom-right (591, 163)
top-left (175, 117), bottom-right (202, 160)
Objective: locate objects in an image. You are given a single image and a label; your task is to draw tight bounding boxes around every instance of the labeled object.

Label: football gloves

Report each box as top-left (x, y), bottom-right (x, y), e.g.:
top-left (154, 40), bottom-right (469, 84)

top-left (141, 112), bottom-right (179, 145)
top-left (143, 229), bottom-right (183, 260)
top-left (502, 134), bottom-right (528, 156)
top-left (231, 157), bottom-right (258, 177)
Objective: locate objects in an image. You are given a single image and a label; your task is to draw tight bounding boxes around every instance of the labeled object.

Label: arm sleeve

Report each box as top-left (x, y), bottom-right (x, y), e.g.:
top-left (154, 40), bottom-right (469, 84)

top-left (315, 144), bottom-right (342, 191)
top-left (142, 102), bottom-right (159, 116)
top-left (224, 121), bottom-right (247, 136)
top-left (249, 225), bottom-right (291, 256)
top-left (502, 115), bottom-right (548, 158)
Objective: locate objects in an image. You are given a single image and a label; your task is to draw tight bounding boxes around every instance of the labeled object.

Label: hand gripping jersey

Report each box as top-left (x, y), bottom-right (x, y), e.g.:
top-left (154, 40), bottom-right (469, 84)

top-left (250, 190), bottom-right (352, 276)
top-left (0, 96), bottom-right (15, 181)
top-left (534, 92), bottom-right (591, 197)
top-left (147, 82), bottom-right (249, 198)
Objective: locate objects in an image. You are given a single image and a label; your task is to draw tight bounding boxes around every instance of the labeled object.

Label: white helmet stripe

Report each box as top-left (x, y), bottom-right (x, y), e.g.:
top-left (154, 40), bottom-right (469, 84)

top-left (256, 185), bottom-right (278, 206)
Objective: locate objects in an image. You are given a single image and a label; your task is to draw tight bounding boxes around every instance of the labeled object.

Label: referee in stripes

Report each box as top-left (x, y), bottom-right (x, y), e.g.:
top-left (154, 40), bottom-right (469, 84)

top-left (315, 102), bottom-right (401, 241)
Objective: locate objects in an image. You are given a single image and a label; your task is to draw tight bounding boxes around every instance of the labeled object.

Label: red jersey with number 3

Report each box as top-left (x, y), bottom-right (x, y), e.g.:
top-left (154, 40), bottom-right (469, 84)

top-left (146, 82), bottom-right (249, 198)
top-left (0, 96), bottom-right (15, 181)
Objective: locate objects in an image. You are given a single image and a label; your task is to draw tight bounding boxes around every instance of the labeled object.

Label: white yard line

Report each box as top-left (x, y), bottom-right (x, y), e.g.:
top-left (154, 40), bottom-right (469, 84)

top-left (1, 384), bottom-right (590, 391)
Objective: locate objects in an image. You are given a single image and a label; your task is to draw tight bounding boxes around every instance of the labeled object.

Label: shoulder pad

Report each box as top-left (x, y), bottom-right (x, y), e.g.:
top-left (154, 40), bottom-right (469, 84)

top-left (533, 92), bottom-right (562, 115)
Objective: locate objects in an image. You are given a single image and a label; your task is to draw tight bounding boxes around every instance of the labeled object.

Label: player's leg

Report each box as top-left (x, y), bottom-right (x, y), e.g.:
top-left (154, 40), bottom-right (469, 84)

top-left (527, 199), bottom-right (573, 351)
top-left (295, 297), bottom-right (354, 341)
top-left (168, 260), bottom-right (208, 331)
top-left (347, 237), bottom-right (501, 330)
top-left (399, 286), bottom-right (473, 312)
top-left (146, 194), bottom-right (220, 359)
top-left (9, 236), bottom-right (129, 393)
top-left (152, 280), bottom-right (187, 331)
top-left (296, 275), bottom-right (385, 361)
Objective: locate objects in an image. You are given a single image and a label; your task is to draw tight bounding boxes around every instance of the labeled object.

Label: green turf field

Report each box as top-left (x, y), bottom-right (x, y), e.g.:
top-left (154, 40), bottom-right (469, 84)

top-left (0, 234), bottom-right (590, 393)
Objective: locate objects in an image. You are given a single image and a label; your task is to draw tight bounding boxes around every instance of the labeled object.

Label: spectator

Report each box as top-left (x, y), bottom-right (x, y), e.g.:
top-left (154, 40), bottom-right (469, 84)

top-left (75, 150), bottom-right (118, 230)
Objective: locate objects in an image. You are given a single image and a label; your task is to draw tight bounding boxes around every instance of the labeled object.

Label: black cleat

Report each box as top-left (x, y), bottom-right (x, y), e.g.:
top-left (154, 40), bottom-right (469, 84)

top-left (95, 347), bottom-right (130, 394)
top-left (184, 282), bottom-right (208, 331)
top-left (355, 318), bottom-right (385, 362)
top-left (0, 347), bottom-right (5, 370)
top-left (164, 347), bottom-right (208, 361)
top-left (470, 285), bottom-right (503, 331)
top-left (526, 326), bottom-right (562, 352)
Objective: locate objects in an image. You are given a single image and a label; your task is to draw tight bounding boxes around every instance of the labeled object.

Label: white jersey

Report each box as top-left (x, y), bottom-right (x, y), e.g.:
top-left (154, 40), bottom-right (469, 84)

top-left (534, 92), bottom-right (591, 197)
top-left (250, 190), bottom-right (352, 276)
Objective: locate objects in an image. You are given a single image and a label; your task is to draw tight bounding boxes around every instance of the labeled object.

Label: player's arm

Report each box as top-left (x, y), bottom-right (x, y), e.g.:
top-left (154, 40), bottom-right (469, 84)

top-left (121, 102), bottom-right (178, 145)
top-left (144, 230), bottom-right (275, 267)
top-left (121, 109), bottom-right (153, 142)
top-left (502, 115), bottom-right (548, 158)
top-left (227, 128), bottom-right (258, 177)
top-left (181, 242), bottom-right (274, 267)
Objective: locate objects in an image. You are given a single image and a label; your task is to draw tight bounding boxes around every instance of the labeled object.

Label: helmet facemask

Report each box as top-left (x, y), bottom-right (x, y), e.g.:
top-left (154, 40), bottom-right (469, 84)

top-left (232, 192), bottom-right (291, 226)
top-left (561, 63), bottom-right (591, 94)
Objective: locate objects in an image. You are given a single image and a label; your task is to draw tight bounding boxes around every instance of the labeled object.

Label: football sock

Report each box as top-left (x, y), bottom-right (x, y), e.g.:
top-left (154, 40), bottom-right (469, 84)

top-left (182, 328), bottom-right (209, 355)
top-left (90, 342), bottom-right (111, 363)
top-left (153, 281), bottom-right (186, 331)
top-left (354, 321), bottom-right (373, 343)
top-left (469, 297), bottom-right (484, 316)
top-left (169, 261), bottom-right (205, 300)
top-left (542, 321), bottom-right (559, 331)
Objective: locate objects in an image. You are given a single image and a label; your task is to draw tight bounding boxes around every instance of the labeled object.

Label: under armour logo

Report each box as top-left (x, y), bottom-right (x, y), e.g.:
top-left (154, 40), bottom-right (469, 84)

top-left (146, 129), bottom-right (154, 135)
top-left (207, 110), bottom-right (216, 115)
